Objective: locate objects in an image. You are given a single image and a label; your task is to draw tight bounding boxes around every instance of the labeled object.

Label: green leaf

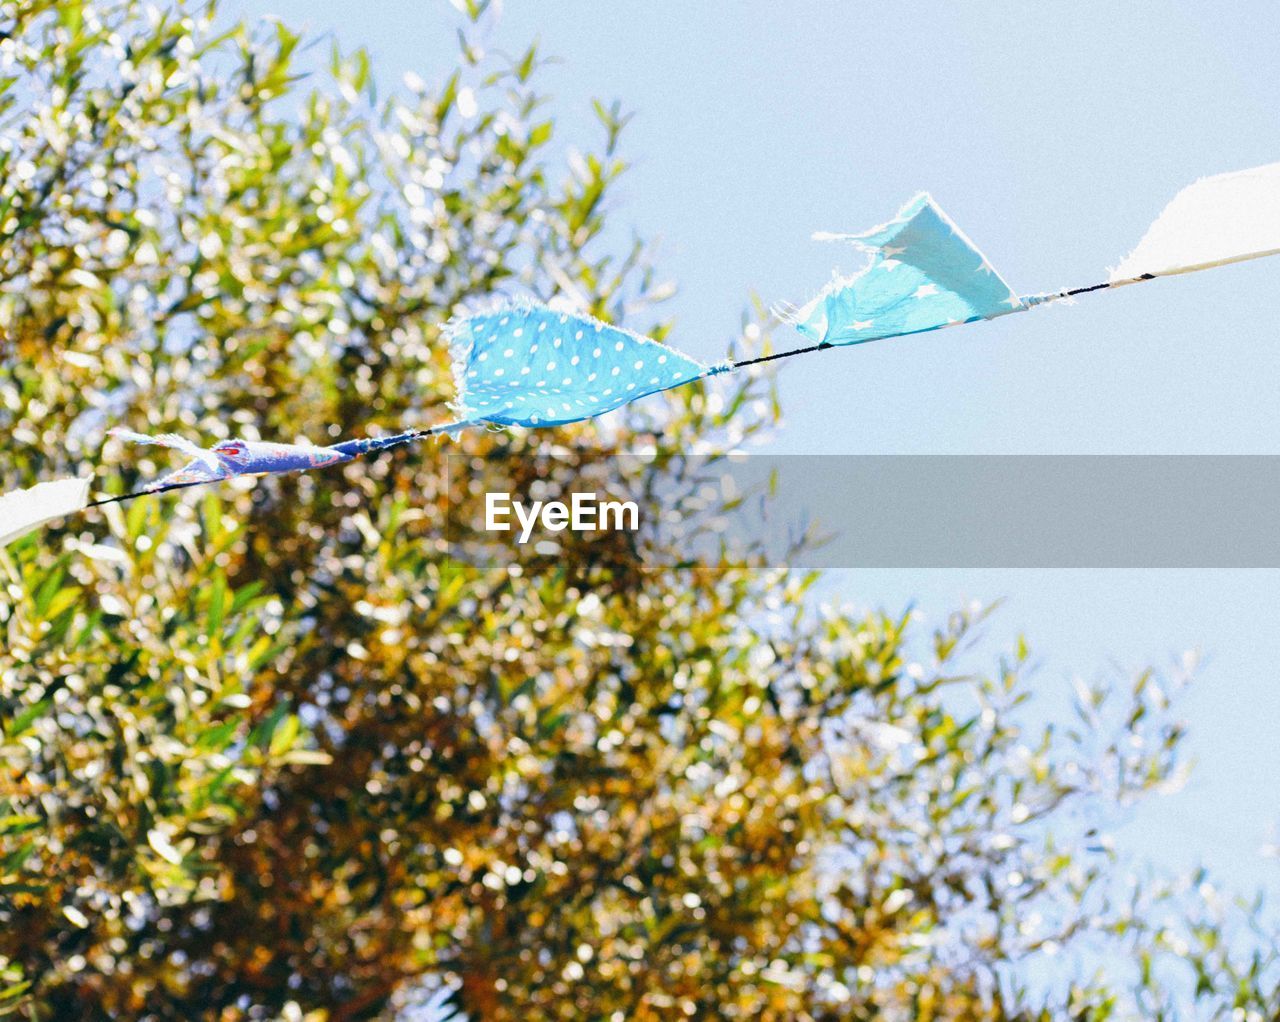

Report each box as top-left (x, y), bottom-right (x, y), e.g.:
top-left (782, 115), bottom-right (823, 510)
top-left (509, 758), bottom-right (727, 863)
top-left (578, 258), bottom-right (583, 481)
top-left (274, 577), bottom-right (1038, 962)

top-left (268, 712), bottom-right (300, 757)
top-left (206, 571), bottom-right (227, 639)
top-left (4, 699), bottom-right (51, 739)
top-left (32, 567), bottom-right (65, 618)
top-left (529, 121), bottom-right (553, 148)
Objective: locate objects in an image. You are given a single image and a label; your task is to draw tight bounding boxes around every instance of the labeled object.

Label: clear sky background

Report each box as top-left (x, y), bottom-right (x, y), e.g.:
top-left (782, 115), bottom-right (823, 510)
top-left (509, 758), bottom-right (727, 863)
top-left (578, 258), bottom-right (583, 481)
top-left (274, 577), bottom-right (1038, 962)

top-left (222, 1), bottom-right (1280, 899)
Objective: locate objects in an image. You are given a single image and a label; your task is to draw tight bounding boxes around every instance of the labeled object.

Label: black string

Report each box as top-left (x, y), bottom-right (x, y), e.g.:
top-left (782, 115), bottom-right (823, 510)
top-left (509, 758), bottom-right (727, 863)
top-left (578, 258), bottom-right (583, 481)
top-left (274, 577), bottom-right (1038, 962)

top-left (88, 479), bottom-right (208, 508)
top-left (1059, 281), bottom-right (1112, 297)
top-left (1061, 273), bottom-right (1154, 298)
top-left (729, 341), bottom-right (830, 371)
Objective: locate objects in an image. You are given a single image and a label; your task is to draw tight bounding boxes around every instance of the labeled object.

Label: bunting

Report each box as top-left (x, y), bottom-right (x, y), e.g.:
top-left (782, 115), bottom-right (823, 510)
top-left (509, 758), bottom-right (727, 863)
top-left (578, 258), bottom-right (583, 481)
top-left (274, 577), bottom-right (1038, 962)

top-left (3, 161), bottom-right (1279, 544)
top-left (1109, 162), bottom-right (1280, 283)
top-left (444, 302), bottom-right (717, 429)
top-left (0, 477), bottom-right (91, 548)
top-left (774, 193), bottom-right (1023, 346)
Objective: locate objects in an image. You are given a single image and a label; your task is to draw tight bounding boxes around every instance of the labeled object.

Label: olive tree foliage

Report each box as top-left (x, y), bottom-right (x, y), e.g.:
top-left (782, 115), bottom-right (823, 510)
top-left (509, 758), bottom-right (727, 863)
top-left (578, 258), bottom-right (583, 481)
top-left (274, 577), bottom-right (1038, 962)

top-left (0, 1), bottom-right (1278, 1019)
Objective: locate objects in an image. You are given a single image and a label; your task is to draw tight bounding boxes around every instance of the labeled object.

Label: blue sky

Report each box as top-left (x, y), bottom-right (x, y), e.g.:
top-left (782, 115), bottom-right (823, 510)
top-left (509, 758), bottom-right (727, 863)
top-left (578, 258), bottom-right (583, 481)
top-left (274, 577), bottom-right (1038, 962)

top-left (223, 1), bottom-right (1280, 896)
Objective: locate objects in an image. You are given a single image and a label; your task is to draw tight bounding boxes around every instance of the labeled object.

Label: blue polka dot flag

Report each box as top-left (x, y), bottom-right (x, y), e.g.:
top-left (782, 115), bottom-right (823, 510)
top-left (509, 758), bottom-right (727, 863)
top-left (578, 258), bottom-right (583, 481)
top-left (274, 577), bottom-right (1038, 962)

top-left (778, 193), bottom-right (1024, 347)
top-left (444, 302), bottom-right (717, 428)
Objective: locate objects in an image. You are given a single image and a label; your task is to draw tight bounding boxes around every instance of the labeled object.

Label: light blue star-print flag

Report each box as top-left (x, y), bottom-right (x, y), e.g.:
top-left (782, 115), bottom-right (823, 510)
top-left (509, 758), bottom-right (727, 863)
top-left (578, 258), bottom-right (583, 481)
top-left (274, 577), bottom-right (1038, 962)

top-left (776, 193), bottom-right (1024, 346)
top-left (444, 302), bottom-right (715, 428)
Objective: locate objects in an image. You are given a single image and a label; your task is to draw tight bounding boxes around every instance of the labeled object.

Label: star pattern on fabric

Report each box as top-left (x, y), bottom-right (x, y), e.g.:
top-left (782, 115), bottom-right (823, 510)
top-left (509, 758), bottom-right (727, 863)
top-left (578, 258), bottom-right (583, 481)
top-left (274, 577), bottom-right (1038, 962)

top-left (782, 194), bottom-right (1024, 347)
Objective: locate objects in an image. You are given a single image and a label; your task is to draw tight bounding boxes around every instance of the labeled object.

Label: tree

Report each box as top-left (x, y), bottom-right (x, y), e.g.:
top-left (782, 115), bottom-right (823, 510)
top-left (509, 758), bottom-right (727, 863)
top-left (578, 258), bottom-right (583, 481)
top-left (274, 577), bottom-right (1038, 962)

top-left (1, 1), bottom-right (1277, 1019)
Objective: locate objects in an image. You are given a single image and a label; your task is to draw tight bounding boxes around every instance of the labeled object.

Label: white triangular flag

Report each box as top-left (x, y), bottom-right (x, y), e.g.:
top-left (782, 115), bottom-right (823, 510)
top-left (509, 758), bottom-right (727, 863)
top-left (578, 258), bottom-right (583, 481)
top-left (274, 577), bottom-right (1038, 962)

top-left (1111, 162), bottom-right (1280, 283)
top-left (0, 477), bottom-right (91, 547)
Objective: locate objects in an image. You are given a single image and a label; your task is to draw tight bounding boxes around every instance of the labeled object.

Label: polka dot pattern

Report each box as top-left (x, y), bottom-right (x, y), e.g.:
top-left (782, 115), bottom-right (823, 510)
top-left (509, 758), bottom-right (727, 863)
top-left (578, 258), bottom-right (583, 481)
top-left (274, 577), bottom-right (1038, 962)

top-left (450, 304), bottom-right (708, 427)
